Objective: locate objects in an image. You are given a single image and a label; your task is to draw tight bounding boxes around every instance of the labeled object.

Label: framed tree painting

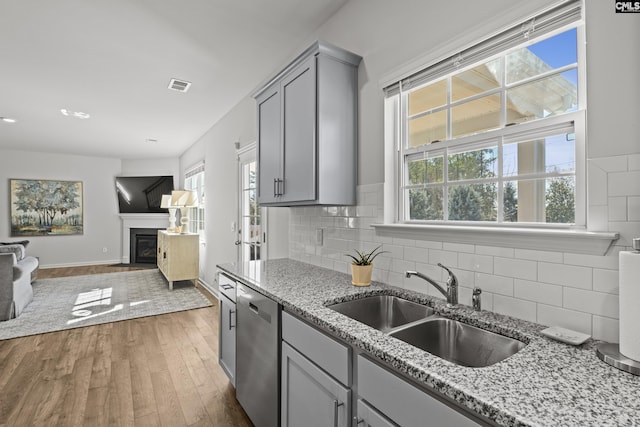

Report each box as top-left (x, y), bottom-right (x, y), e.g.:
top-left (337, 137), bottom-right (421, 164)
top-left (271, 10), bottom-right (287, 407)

top-left (10, 179), bottom-right (84, 236)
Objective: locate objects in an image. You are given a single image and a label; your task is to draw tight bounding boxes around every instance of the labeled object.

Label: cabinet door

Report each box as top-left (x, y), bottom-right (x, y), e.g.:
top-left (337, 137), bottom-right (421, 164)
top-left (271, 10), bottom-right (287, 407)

top-left (356, 399), bottom-right (398, 427)
top-left (218, 295), bottom-right (236, 386)
top-left (281, 56), bottom-right (316, 203)
top-left (257, 85), bottom-right (282, 204)
top-left (282, 342), bottom-right (350, 427)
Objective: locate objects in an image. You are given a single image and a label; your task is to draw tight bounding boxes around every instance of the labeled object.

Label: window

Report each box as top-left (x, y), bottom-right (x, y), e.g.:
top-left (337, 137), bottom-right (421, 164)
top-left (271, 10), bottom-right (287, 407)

top-left (184, 162), bottom-right (205, 235)
top-left (389, 1), bottom-right (584, 227)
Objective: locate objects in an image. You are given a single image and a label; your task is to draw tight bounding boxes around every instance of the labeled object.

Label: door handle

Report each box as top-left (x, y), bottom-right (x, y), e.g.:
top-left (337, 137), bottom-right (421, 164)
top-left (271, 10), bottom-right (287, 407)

top-left (234, 240), bottom-right (241, 246)
top-left (333, 400), bottom-right (344, 427)
top-left (229, 309), bottom-right (235, 330)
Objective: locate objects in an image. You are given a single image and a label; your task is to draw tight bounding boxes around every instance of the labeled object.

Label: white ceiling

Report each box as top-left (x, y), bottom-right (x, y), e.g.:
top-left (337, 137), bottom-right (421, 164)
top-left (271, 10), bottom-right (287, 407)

top-left (0, 0), bottom-right (348, 159)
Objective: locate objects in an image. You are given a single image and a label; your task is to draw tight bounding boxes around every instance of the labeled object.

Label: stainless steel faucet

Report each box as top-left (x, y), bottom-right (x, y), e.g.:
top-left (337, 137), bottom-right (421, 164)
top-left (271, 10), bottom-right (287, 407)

top-left (405, 263), bottom-right (458, 306)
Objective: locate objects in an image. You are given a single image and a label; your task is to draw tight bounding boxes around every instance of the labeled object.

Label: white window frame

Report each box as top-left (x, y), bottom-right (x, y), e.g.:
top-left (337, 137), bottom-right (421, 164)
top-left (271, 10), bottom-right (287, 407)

top-left (376, 0), bottom-right (619, 255)
top-left (184, 162), bottom-right (205, 237)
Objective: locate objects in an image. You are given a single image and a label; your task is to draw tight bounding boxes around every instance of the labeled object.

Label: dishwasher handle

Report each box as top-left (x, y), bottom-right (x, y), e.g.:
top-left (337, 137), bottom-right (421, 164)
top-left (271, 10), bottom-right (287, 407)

top-left (237, 285), bottom-right (273, 324)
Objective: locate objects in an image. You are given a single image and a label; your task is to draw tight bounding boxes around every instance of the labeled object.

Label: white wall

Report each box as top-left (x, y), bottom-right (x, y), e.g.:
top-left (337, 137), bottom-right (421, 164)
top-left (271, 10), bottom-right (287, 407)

top-left (0, 149), bottom-right (183, 267)
top-left (121, 158), bottom-right (180, 181)
top-left (0, 149), bottom-right (122, 267)
top-left (179, 96), bottom-right (290, 292)
top-left (287, 0), bottom-right (640, 342)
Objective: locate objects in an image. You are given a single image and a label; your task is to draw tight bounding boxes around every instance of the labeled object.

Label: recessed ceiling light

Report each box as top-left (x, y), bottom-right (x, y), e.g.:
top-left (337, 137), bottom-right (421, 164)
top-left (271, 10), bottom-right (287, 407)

top-left (168, 78), bottom-right (191, 93)
top-left (1, 117), bottom-right (17, 123)
top-left (61, 109), bottom-right (90, 119)
top-left (145, 138), bottom-right (158, 143)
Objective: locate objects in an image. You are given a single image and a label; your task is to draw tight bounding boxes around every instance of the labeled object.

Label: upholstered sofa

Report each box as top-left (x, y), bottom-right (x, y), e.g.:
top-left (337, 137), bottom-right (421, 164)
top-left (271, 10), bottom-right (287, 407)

top-left (0, 244), bottom-right (39, 321)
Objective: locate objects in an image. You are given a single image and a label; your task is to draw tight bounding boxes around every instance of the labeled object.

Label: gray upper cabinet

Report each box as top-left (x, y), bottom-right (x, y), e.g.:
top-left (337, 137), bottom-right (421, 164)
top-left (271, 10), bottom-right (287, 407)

top-left (254, 41), bottom-right (361, 206)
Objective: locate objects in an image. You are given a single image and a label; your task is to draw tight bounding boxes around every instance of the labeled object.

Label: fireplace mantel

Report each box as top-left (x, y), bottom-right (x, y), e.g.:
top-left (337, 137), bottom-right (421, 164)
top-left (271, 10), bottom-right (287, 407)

top-left (119, 214), bottom-right (168, 264)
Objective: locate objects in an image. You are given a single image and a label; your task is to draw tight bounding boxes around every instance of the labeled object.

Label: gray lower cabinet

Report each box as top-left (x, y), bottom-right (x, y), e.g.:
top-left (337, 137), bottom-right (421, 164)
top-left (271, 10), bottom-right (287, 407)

top-left (217, 273), bottom-right (236, 386)
top-left (218, 293), bottom-right (236, 384)
top-left (281, 311), bottom-right (351, 427)
top-left (356, 399), bottom-right (398, 427)
top-left (281, 342), bottom-right (350, 427)
top-left (254, 40), bottom-right (361, 206)
top-left (357, 356), bottom-right (482, 427)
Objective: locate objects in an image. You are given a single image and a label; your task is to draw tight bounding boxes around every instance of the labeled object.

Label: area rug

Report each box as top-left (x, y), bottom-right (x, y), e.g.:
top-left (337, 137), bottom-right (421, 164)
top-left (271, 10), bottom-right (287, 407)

top-left (0, 269), bottom-right (212, 340)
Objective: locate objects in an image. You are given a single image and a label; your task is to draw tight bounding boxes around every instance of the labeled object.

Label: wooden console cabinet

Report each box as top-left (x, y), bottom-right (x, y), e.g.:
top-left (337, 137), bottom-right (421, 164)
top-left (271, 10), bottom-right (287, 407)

top-left (157, 230), bottom-right (199, 290)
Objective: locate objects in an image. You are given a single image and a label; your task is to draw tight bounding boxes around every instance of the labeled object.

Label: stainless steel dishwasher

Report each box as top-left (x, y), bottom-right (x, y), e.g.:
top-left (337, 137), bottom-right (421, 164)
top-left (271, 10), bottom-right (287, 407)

top-left (236, 283), bottom-right (280, 427)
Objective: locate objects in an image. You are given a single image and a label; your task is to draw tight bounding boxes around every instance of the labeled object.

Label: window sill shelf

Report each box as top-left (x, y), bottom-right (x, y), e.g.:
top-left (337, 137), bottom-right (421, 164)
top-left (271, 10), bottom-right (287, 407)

top-left (371, 223), bottom-right (619, 256)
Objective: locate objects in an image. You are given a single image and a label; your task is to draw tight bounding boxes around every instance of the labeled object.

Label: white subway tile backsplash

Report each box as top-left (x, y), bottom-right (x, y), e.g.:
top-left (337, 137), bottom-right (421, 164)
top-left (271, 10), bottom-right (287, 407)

top-left (538, 262), bottom-right (592, 289)
top-left (590, 155), bottom-right (628, 173)
top-left (608, 171), bottom-right (640, 197)
top-left (392, 237), bottom-right (417, 247)
top-left (390, 258), bottom-right (415, 274)
top-left (587, 205), bottom-right (608, 231)
top-left (629, 154), bottom-right (640, 171)
top-left (494, 257), bottom-right (537, 281)
top-left (442, 242), bottom-right (475, 254)
top-left (403, 246), bottom-right (429, 263)
top-left (493, 295), bottom-right (537, 323)
top-left (536, 304), bottom-right (592, 335)
top-left (475, 273), bottom-right (514, 296)
top-left (563, 288), bottom-right (619, 318)
top-left (587, 162), bottom-right (608, 206)
top-left (629, 196), bottom-right (640, 221)
top-left (514, 248), bottom-right (563, 263)
top-left (592, 315), bottom-right (619, 343)
top-left (593, 268), bottom-right (619, 294)
top-left (458, 253), bottom-right (493, 274)
top-left (563, 251), bottom-right (620, 270)
top-left (476, 245), bottom-right (514, 258)
top-left (415, 240), bottom-right (443, 250)
top-left (514, 279), bottom-right (563, 306)
top-left (429, 249), bottom-right (458, 267)
top-left (608, 197), bottom-right (628, 222)
top-left (381, 244), bottom-right (404, 260)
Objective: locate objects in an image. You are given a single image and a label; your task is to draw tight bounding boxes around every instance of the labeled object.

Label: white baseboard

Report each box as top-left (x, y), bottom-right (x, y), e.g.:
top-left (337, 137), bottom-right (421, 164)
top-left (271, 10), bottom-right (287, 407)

top-left (39, 259), bottom-right (124, 269)
top-left (198, 278), bottom-right (219, 299)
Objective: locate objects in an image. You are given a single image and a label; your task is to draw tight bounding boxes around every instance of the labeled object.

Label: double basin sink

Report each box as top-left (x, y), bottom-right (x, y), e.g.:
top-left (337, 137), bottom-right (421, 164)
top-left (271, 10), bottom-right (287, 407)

top-left (328, 295), bottom-right (525, 368)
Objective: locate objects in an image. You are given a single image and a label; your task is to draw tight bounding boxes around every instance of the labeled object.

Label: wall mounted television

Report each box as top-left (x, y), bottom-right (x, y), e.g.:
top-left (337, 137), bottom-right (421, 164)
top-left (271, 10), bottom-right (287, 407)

top-left (115, 175), bottom-right (175, 214)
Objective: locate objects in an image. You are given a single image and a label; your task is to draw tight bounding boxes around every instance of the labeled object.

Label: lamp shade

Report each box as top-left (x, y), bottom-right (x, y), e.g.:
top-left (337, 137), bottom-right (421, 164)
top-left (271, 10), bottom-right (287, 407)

top-left (171, 190), bottom-right (198, 207)
top-left (160, 194), bottom-right (172, 209)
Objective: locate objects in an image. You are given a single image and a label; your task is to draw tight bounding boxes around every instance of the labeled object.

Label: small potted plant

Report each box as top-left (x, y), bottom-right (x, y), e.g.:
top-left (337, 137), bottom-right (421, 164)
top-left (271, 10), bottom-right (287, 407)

top-left (345, 245), bottom-right (386, 287)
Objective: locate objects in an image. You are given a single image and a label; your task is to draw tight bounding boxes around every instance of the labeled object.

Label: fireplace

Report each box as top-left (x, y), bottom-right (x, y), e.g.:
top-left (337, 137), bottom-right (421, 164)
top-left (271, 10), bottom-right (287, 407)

top-left (119, 214), bottom-right (168, 264)
top-left (130, 228), bottom-right (161, 264)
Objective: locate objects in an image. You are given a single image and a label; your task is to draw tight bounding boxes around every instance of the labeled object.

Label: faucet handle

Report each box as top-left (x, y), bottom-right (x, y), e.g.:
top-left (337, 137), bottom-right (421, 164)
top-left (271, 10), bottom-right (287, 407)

top-left (437, 263), bottom-right (458, 287)
top-left (472, 287), bottom-right (482, 311)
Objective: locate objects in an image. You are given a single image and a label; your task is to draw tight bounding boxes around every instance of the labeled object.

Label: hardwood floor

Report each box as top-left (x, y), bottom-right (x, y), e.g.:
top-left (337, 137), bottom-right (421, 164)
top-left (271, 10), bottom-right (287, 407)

top-left (0, 265), bottom-right (253, 426)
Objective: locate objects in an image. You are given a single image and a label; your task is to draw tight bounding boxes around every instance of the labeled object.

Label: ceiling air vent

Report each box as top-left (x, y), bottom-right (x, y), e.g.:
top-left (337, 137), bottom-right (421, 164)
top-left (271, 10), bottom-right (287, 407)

top-left (168, 78), bottom-right (192, 93)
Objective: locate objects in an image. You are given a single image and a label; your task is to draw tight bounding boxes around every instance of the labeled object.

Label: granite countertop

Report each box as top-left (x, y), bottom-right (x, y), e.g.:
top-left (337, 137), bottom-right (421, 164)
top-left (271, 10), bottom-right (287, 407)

top-left (217, 258), bottom-right (640, 427)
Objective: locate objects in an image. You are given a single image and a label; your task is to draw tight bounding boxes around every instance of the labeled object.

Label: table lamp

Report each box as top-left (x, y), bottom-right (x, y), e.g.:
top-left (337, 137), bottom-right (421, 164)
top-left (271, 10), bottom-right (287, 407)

top-left (160, 194), bottom-right (177, 232)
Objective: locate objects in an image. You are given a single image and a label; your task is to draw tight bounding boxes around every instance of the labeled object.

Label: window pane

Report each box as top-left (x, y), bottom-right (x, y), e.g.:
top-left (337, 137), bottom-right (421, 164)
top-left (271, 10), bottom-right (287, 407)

top-left (506, 28), bottom-right (577, 84)
top-left (408, 110), bottom-right (447, 147)
top-left (506, 70), bottom-right (577, 124)
top-left (451, 93), bottom-right (501, 138)
top-left (509, 177), bottom-right (575, 223)
top-left (448, 183), bottom-right (497, 221)
top-left (408, 80), bottom-right (447, 115)
top-left (503, 133), bottom-right (575, 177)
top-left (503, 181), bottom-right (519, 222)
top-left (452, 59), bottom-right (501, 102)
top-left (448, 147), bottom-right (498, 181)
top-left (546, 176), bottom-right (575, 224)
top-left (408, 156), bottom-right (444, 185)
top-left (409, 188), bottom-right (443, 220)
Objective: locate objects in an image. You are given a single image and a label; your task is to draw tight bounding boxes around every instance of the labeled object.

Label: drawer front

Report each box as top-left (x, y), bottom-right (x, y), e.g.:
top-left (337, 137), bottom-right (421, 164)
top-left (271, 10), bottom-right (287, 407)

top-left (218, 272), bottom-right (236, 302)
top-left (282, 311), bottom-right (350, 386)
top-left (357, 356), bottom-right (481, 427)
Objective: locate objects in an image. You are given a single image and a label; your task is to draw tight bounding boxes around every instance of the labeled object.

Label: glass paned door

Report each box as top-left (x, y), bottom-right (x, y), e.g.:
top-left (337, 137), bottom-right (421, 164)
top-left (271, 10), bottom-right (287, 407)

top-left (237, 144), bottom-right (264, 263)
